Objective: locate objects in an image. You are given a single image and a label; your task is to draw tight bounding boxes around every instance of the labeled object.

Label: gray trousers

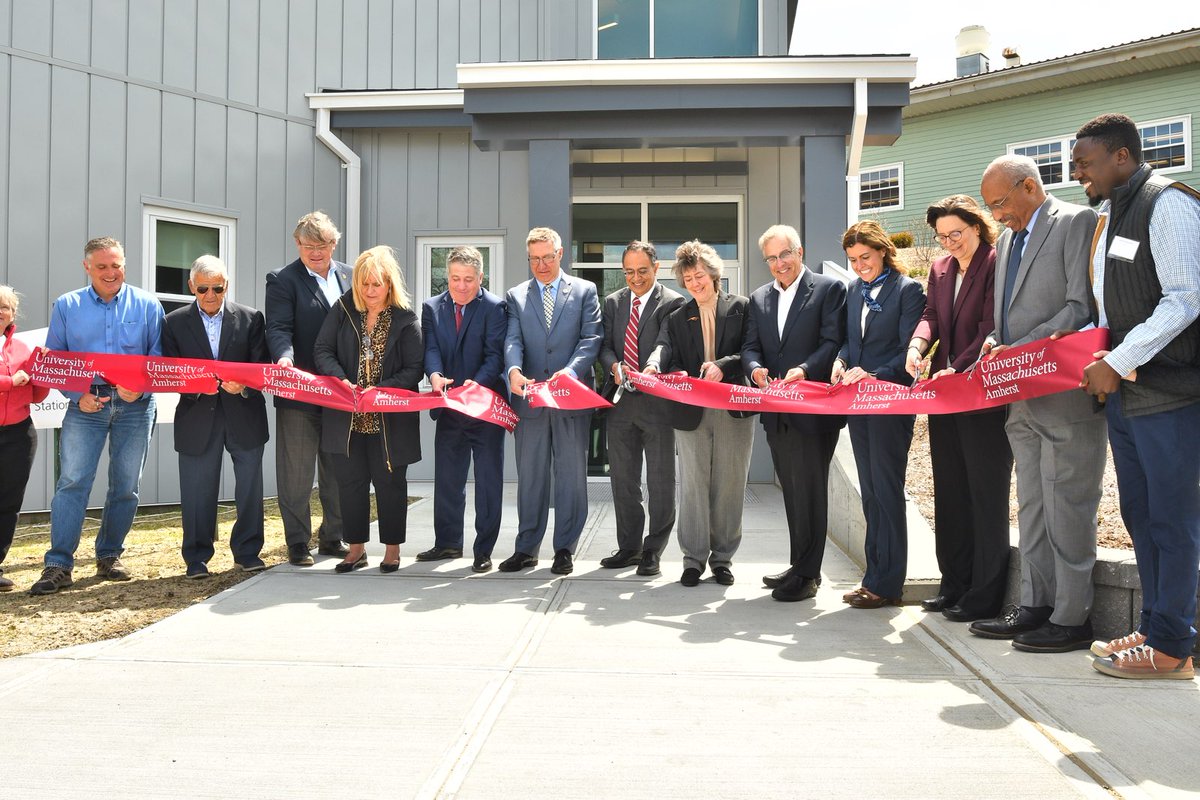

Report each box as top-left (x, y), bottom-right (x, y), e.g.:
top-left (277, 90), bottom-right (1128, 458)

top-left (275, 405), bottom-right (343, 547)
top-left (676, 407), bottom-right (755, 572)
top-left (606, 395), bottom-right (677, 556)
top-left (1006, 395), bottom-right (1107, 626)
top-left (513, 410), bottom-right (590, 556)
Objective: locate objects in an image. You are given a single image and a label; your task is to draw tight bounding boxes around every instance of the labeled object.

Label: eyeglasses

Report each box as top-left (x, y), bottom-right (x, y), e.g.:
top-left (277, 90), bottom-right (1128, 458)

top-left (528, 253), bottom-right (560, 267)
top-left (763, 247), bottom-right (796, 266)
top-left (195, 285), bottom-right (227, 295)
top-left (986, 178), bottom-right (1026, 213)
top-left (298, 242), bottom-right (335, 252)
top-left (933, 228), bottom-right (971, 245)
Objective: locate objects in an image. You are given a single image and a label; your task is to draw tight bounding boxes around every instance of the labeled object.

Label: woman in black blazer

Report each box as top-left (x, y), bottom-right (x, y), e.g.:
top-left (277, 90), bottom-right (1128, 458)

top-left (314, 246), bottom-right (424, 573)
top-left (645, 240), bottom-right (754, 588)
top-left (834, 221), bottom-right (926, 608)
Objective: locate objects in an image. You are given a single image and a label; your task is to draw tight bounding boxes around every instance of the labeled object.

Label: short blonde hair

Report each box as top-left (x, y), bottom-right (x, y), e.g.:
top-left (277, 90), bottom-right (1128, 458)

top-left (352, 246), bottom-right (411, 312)
top-left (526, 227), bottom-right (562, 251)
top-left (294, 211), bottom-right (341, 246)
top-left (671, 239), bottom-right (724, 285)
top-left (0, 285), bottom-right (19, 319)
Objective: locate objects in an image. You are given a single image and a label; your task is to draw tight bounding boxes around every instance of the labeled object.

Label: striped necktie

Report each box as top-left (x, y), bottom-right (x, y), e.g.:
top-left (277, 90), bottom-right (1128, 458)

top-left (623, 296), bottom-right (641, 370)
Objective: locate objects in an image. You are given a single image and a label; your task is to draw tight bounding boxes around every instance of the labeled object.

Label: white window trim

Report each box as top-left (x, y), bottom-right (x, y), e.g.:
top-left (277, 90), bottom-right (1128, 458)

top-left (592, 0), bottom-right (763, 59)
top-left (858, 162), bottom-right (904, 212)
top-left (414, 234), bottom-right (506, 306)
top-left (1138, 114), bottom-right (1192, 175)
top-left (141, 204), bottom-right (237, 305)
top-left (1007, 135), bottom-right (1073, 188)
top-left (571, 193), bottom-right (746, 295)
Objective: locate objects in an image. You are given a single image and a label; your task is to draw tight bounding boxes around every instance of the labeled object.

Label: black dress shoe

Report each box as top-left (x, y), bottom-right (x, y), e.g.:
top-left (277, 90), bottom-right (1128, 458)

top-left (711, 566), bottom-right (734, 586)
top-left (551, 549), bottom-right (574, 575)
top-left (472, 556), bottom-right (493, 574)
top-left (636, 551), bottom-right (661, 577)
top-left (287, 543), bottom-right (315, 566)
top-left (379, 560), bottom-right (400, 574)
top-left (969, 605), bottom-right (1053, 639)
top-left (920, 594), bottom-right (956, 613)
top-left (680, 567), bottom-right (701, 587)
top-left (762, 568), bottom-right (792, 589)
top-left (1013, 620), bottom-right (1094, 653)
top-left (772, 574), bottom-right (820, 602)
top-left (416, 546), bottom-right (463, 562)
top-left (317, 540), bottom-right (351, 557)
top-left (942, 605), bottom-right (992, 623)
top-left (334, 552), bottom-right (368, 573)
top-left (600, 549), bottom-right (642, 568)
top-left (498, 552), bottom-right (538, 572)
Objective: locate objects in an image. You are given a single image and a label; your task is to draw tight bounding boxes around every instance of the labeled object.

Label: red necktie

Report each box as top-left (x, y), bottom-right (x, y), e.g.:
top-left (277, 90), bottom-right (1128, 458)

top-left (623, 296), bottom-right (641, 371)
top-left (454, 303), bottom-right (463, 332)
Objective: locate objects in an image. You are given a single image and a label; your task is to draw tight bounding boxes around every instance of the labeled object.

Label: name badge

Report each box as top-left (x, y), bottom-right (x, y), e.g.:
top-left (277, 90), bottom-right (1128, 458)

top-left (1110, 236), bottom-right (1140, 262)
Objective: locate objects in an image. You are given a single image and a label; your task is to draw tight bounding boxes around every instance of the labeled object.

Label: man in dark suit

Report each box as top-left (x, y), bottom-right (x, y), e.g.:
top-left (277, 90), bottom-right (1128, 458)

top-left (501, 226), bottom-right (603, 576)
top-left (597, 241), bottom-right (685, 578)
top-left (743, 225), bottom-right (847, 602)
top-left (419, 245), bottom-right (508, 574)
top-left (264, 211), bottom-right (352, 566)
top-left (162, 256), bottom-right (270, 578)
top-left (970, 155), bottom-right (1106, 653)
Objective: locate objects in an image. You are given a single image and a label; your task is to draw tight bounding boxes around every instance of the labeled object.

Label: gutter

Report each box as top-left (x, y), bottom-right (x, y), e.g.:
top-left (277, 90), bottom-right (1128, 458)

top-left (312, 106), bottom-right (361, 258)
top-left (845, 78), bottom-right (868, 228)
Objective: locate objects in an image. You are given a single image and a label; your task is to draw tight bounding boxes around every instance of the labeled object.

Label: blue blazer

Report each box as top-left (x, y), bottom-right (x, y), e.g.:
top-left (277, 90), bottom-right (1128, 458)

top-left (503, 273), bottom-right (603, 419)
top-left (421, 288), bottom-right (509, 419)
top-left (838, 270), bottom-right (926, 386)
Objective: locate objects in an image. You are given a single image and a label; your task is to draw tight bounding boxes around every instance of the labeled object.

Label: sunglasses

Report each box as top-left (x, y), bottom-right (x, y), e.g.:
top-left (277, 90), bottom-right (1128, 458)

top-left (195, 285), bottom-right (227, 295)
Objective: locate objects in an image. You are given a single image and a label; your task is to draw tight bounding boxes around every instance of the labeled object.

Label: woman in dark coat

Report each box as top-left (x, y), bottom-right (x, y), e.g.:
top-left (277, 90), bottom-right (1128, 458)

top-left (834, 221), bottom-right (926, 608)
top-left (314, 246), bottom-right (423, 573)
top-left (908, 195), bottom-right (1014, 622)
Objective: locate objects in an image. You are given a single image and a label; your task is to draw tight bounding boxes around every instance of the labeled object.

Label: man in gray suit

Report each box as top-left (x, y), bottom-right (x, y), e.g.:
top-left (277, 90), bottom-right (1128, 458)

top-left (597, 241), bottom-right (685, 578)
top-left (969, 155), bottom-right (1107, 653)
top-left (501, 227), bottom-right (603, 576)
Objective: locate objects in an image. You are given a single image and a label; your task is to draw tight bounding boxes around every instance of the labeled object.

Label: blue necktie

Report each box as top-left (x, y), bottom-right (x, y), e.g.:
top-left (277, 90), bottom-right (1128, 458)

top-left (1000, 228), bottom-right (1027, 344)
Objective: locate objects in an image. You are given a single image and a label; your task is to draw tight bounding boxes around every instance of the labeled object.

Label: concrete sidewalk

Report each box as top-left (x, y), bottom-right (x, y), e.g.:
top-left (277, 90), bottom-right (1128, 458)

top-left (1, 483), bottom-right (1196, 799)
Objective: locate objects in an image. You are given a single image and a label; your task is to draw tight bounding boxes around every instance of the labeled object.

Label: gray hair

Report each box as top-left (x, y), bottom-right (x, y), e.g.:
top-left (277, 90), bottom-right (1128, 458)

top-left (757, 224), bottom-right (802, 252)
top-left (447, 245), bottom-right (484, 275)
top-left (190, 254), bottom-right (228, 282)
top-left (293, 210), bottom-right (341, 245)
top-left (0, 284), bottom-right (19, 318)
top-left (84, 237), bottom-right (123, 260)
top-left (526, 226), bottom-right (562, 251)
top-left (672, 239), bottom-right (724, 284)
top-left (985, 154), bottom-right (1043, 187)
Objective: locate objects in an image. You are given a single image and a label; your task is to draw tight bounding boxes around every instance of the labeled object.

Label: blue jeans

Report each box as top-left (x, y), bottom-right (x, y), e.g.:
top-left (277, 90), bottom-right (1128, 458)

top-left (46, 394), bottom-right (157, 570)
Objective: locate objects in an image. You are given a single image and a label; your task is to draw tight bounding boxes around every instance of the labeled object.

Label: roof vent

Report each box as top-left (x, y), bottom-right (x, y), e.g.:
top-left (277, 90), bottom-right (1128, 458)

top-left (955, 25), bottom-right (991, 77)
top-left (1003, 47), bottom-right (1021, 67)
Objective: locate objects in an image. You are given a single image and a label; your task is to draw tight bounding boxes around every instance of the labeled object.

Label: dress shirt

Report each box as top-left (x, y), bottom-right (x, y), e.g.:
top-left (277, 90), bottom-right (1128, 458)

top-left (774, 265), bottom-right (806, 339)
top-left (859, 282), bottom-right (884, 334)
top-left (46, 283), bottom-right (164, 401)
top-left (306, 266), bottom-right (343, 307)
top-left (536, 274), bottom-right (576, 378)
top-left (199, 303), bottom-right (224, 358)
top-left (1092, 187), bottom-right (1200, 377)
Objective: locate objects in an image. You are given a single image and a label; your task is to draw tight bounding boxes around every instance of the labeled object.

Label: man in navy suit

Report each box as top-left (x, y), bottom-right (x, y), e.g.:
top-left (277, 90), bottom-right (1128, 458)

top-left (420, 245), bottom-right (508, 574)
top-left (743, 225), bottom-right (847, 602)
top-left (501, 227), bottom-right (603, 576)
top-left (162, 256), bottom-right (271, 578)
top-left (264, 211), bottom-right (352, 566)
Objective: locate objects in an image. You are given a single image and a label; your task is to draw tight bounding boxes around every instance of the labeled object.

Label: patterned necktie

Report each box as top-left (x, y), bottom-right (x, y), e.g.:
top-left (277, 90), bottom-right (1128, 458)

top-left (1001, 228), bottom-right (1028, 344)
top-left (454, 303), bottom-right (463, 332)
top-left (543, 283), bottom-right (554, 327)
top-left (623, 296), bottom-right (641, 371)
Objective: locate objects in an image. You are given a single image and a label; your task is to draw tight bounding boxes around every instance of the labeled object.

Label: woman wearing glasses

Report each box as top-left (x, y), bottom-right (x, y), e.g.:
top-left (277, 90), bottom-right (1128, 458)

top-left (907, 195), bottom-right (1013, 622)
top-left (314, 246), bottom-right (424, 573)
top-left (834, 221), bottom-right (925, 608)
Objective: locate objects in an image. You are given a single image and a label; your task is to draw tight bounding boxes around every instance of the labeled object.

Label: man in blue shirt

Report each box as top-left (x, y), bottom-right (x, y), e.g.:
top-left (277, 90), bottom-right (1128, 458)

top-left (31, 237), bottom-right (164, 595)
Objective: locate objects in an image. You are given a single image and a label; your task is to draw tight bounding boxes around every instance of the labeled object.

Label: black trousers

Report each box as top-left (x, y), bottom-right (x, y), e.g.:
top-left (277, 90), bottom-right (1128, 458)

top-left (0, 418), bottom-right (37, 566)
top-left (768, 421), bottom-right (839, 579)
top-left (335, 431), bottom-right (409, 546)
top-left (928, 409), bottom-right (1013, 616)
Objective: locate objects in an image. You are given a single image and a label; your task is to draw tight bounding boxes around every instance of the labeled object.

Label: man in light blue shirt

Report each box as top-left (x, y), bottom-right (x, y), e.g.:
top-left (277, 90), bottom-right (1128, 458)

top-left (32, 237), bottom-right (164, 595)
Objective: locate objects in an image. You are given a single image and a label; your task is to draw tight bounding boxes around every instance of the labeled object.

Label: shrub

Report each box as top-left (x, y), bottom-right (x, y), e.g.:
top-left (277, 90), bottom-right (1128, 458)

top-left (890, 231), bottom-right (914, 249)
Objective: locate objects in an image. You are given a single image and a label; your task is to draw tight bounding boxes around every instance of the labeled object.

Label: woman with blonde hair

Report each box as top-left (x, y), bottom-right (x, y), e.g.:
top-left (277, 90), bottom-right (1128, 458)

top-left (314, 246), bottom-right (423, 573)
top-left (833, 221), bottom-right (925, 608)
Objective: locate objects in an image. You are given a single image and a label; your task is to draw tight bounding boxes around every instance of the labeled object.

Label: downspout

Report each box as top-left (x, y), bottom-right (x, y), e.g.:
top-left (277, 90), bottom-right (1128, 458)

top-left (845, 78), bottom-right (868, 228)
top-left (314, 107), bottom-right (361, 258)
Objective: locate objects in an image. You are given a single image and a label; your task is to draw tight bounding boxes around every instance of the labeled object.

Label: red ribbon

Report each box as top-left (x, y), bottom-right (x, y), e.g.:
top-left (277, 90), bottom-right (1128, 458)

top-left (524, 374), bottom-right (614, 410)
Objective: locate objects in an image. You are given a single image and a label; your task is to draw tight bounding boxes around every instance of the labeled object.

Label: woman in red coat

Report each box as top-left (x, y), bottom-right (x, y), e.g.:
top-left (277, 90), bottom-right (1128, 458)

top-left (906, 196), bottom-right (1014, 622)
top-left (0, 285), bottom-right (50, 591)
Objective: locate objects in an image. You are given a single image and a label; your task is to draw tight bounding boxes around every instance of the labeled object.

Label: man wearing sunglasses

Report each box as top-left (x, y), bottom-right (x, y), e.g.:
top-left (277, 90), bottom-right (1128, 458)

top-left (162, 256), bottom-right (271, 579)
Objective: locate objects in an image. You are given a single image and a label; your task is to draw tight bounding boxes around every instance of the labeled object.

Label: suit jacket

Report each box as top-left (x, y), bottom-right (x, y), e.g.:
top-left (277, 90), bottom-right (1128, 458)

top-left (264, 257), bottom-right (352, 410)
top-left (503, 273), bottom-right (603, 419)
top-left (161, 300), bottom-right (270, 455)
top-left (742, 268), bottom-right (847, 434)
top-left (650, 291), bottom-right (751, 431)
top-left (838, 271), bottom-right (926, 386)
top-left (598, 282), bottom-right (685, 417)
top-left (313, 291), bottom-right (424, 465)
top-left (912, 245), bottom-right (997, 373)
top-left (421, 288), bottom-right (508, 420)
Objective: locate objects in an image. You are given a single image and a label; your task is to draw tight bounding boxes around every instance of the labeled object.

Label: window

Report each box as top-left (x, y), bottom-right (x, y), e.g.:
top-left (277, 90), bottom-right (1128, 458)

top-left (1008, 116), bottom-right (1191, 187)
top-left (415, 235), bottom-right (505, 305)
top-left (1012, 139), bottom-right (1067, 186)
top-left (858, 164), bottom-right (903, 212)
top-left (596, 0), bottom-right (759, 59)
top-left (142, 204), bottom-right (237, 313)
